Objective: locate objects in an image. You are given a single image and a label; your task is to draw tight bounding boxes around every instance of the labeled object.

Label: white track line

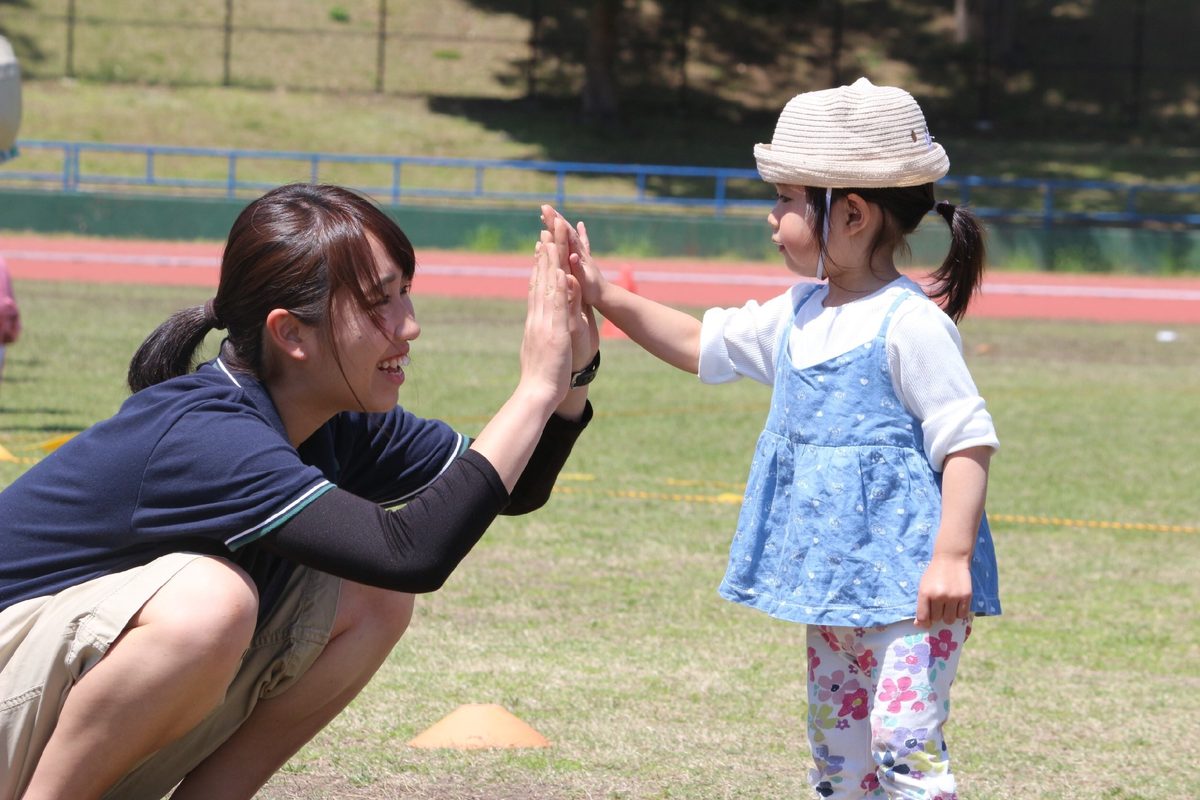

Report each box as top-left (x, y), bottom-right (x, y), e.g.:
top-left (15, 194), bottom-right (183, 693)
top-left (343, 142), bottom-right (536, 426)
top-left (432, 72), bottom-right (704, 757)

top-left (8, 250), bottom-right (1199, 303)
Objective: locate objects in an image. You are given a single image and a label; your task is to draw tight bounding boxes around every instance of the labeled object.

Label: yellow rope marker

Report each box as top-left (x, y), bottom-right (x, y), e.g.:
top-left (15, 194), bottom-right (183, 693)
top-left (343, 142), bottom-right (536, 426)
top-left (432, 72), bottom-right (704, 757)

top-left (0, 443), bottom-right (17, 462)
top-left (989, 513), bottom-right (1197, 535)
top-left (551, 486), bottom-right (1198, 534)
top-left (38, 433), bottom-right (76, 452)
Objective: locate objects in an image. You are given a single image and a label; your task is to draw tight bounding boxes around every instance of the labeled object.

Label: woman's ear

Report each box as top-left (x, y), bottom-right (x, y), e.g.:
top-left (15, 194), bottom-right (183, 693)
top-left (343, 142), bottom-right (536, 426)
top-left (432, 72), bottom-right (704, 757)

top-left (264, 308), bottom-right (312, 362)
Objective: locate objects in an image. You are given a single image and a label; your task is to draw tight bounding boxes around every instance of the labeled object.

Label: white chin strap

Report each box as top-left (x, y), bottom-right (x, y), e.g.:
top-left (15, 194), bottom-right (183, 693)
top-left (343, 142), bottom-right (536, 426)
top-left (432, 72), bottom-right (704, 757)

top-left (817, 187), bottom-right (832, 281)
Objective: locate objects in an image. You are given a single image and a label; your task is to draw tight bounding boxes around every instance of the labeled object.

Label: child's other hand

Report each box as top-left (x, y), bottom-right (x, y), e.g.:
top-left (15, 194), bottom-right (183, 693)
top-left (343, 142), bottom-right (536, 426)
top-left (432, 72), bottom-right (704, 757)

top-left (915, 553), bottom-right (972, 628)
top-left (540, 204), bottom-right (605, 308)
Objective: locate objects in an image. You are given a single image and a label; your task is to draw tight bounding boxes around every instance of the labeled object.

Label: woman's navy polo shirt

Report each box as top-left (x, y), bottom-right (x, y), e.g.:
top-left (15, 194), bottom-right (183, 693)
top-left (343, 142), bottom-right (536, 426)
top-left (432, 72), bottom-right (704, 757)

top-left (0, 358), bottom-right (466, 614)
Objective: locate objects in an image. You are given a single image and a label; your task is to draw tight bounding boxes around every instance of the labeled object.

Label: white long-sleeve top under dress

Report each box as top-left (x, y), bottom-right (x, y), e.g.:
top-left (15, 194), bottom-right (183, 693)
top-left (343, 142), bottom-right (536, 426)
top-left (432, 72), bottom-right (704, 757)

top-left (698, 276), bottom-right (998, 470)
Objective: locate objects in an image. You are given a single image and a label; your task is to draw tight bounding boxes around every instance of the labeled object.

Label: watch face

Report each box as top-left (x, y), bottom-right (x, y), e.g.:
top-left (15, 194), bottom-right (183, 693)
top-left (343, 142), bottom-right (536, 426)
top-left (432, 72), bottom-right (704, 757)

top-left (569, 368), bottom-right (596, 388)
top-left (569, 352), bottom-right (600, 388)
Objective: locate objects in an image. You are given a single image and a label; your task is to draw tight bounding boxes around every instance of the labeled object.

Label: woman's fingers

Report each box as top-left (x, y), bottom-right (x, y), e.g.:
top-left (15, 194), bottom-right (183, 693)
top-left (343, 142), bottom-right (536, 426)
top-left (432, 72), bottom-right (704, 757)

top-left (553, 216), bottom-right (583, 257)
top-left (528, 239), bottom-right (571, 353)
top-left (539, 204), bottom-right (564, 235)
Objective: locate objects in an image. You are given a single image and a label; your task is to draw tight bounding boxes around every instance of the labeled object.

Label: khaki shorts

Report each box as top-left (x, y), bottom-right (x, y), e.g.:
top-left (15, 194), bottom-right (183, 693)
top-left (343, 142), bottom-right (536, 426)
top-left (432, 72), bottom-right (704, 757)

top-left (0, 553), bottom-right (341, 800)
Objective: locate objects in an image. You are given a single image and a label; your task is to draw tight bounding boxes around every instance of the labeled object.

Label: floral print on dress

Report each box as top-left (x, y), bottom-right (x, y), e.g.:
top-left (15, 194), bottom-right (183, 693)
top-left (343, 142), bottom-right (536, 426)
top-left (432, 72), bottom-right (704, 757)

top-left (717, 287), bottom-right (1002, 628)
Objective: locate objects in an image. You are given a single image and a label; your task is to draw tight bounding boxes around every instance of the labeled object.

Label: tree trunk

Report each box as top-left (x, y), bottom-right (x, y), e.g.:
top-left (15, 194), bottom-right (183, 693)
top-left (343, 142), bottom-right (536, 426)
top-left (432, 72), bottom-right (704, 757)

top-left (582, 0), bottom-right (620, 121)
top-left (954, 0), bottom-right (972, 44)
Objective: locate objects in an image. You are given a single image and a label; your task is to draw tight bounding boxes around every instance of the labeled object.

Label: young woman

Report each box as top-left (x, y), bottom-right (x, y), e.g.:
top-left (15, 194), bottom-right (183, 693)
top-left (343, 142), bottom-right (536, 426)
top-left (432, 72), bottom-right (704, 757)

top-left (0, 182), bottom-right (599, 800)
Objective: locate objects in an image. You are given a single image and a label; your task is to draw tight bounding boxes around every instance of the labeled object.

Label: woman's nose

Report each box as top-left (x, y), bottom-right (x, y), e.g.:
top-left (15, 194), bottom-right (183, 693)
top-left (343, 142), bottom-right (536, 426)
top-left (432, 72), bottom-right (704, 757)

top-left (397, 319), bottom-right (419, 341)
top-left (397, 313), bottom-right (420, 341)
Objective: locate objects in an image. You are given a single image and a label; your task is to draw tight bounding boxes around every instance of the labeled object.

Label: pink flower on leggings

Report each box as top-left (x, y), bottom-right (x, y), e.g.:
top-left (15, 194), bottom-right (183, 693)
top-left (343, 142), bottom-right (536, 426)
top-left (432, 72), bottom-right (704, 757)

top-left (816, 670), bottom-right (852, 704)
top-left (819, 627), bottom-right (842, 652)
top-left (927, 629), bottom-right (959, 661)
top-left (808, 647), bottom-right (821, 682)
top-left (838, 686), bottom-right (870, 720)
top-left (878, 676), bottom-right (918, 714)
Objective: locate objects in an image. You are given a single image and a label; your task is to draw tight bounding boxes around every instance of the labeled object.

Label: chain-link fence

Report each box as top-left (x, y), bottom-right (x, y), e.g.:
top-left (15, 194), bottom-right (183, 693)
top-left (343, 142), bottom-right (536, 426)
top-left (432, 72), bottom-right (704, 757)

top-left (1, 0), bottom-right (1197, 136)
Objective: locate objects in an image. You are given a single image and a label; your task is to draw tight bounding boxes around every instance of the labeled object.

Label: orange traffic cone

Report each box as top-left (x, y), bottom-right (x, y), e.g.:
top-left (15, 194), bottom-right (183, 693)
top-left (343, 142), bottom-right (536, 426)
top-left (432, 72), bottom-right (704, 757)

top-left (407, 704), bottom-right (551, 750)
top-left (600, 264), bottom-right (637, 340)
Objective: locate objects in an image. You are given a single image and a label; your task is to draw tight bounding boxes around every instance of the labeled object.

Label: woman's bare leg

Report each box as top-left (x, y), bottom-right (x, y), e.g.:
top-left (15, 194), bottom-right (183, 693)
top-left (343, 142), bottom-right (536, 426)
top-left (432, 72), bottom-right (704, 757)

top-left (20, 557), bottom-right (258, 800)
top-left (169, 582), bottom-right (414, 800)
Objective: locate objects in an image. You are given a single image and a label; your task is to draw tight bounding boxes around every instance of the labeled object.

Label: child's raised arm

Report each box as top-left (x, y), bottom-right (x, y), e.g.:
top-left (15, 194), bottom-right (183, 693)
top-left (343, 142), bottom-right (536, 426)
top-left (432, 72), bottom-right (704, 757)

top-left (540, 204), bottom-right (702, 375)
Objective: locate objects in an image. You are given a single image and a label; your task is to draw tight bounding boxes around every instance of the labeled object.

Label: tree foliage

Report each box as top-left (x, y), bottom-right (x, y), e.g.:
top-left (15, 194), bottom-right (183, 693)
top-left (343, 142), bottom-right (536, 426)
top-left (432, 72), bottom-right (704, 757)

top-left (465, 0), bottom-right (1198, 137)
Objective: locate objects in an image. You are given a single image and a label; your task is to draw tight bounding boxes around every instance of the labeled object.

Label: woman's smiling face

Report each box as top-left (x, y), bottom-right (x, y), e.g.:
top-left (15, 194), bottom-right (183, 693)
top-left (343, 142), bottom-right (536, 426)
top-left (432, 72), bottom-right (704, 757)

top-left (324, 235), bottom-right (421, 414)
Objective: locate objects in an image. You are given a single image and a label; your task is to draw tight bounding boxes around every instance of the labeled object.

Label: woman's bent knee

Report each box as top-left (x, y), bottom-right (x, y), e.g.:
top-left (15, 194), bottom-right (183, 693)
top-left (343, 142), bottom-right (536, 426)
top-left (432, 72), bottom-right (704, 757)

top-left (131, 557), bottom-right (259, 663)
top-left (333, 583), bottom-right (414, 645)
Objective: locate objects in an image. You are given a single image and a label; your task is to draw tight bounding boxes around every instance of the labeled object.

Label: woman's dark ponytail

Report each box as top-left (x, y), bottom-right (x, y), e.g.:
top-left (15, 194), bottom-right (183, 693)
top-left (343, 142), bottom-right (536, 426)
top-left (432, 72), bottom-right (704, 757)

top-left (127, 305), bottom-right (220, 393)
top-left (927, 200), bottom-right (986, 323)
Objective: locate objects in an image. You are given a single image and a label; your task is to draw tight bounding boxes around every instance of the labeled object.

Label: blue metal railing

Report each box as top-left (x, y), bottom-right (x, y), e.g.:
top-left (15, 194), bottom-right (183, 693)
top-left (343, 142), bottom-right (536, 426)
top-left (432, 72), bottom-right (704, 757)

top-left (2, 140), bottom-right (1199, 227)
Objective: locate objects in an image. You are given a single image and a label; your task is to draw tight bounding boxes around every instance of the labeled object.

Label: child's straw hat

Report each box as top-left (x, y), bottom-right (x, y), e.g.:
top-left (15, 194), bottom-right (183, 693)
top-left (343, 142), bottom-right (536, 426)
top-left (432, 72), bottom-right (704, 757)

top-left (754, 77), bottom-right (949, 189)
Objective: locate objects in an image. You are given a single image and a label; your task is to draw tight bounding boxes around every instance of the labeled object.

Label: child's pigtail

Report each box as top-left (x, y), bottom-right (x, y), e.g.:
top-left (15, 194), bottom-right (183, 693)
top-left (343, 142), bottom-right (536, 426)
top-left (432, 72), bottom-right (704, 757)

top-left (928, 200), bottom-right (985, 323)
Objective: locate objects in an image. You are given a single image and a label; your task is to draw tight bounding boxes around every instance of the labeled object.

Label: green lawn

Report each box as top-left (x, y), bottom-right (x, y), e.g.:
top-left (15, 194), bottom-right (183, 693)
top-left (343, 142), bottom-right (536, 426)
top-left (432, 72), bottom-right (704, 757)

top-left (1, 280), bottom-right (1197, 798)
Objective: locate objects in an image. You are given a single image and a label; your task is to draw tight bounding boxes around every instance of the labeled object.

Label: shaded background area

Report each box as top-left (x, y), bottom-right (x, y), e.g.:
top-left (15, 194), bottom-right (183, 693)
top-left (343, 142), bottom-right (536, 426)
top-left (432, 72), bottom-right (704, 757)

top-left (2, 1), bottom-right (1198, 271)
top-left (1, 0), bottom-right (1196, 147)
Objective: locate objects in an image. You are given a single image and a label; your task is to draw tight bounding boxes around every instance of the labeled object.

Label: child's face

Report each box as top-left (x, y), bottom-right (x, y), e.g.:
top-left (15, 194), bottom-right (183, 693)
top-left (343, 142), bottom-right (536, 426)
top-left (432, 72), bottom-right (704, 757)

top-left (768, 183), bottom-right (821, 277)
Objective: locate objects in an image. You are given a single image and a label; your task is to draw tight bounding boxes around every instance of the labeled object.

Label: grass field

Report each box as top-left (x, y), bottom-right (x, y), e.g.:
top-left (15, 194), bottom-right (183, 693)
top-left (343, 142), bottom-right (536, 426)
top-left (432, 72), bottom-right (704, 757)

top-left (3, 4), bottom-right (1198, 794)
top-left (1, 279), bottom-right (1197, 798)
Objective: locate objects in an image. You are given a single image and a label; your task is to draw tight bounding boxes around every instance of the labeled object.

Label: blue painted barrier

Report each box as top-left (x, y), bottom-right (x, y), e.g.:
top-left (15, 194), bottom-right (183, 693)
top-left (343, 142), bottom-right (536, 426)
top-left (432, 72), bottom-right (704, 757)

top-left (2, 140), bottom-right (1198, 228)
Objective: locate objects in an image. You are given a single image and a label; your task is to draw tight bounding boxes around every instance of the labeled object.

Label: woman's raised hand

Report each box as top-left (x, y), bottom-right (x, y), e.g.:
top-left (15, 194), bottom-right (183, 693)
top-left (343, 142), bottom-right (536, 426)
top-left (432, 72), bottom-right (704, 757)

top-left (518, 236), bottom-right (575, 408)
top-left (467, 235), bottom-right (579, 491)
top-left (539, 227), bottom-right (599, 381)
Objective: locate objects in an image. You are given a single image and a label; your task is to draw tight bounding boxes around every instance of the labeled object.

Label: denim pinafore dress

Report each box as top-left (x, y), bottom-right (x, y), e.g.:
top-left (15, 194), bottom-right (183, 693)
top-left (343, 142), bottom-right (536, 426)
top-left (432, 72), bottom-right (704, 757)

top-left (718, 287), bottom-right (1002, 627)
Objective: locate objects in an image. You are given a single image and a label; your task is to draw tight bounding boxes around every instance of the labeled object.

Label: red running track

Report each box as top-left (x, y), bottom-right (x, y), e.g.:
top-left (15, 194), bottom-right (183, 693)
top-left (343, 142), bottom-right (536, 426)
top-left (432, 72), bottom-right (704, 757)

top-left (2, 234), bottom-right (1197, 325)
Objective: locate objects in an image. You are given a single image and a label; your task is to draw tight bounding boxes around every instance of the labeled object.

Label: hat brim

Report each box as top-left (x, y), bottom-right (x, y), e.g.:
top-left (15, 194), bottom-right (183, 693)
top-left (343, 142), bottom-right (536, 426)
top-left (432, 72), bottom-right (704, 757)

top-left (754, 142), bottom-right (949, 189)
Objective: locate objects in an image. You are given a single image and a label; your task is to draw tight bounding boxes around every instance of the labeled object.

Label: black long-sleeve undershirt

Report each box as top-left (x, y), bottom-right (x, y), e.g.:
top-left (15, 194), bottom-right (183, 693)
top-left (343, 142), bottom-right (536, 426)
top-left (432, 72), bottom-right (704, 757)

top-left (265, 403), bottom-right (591, 592)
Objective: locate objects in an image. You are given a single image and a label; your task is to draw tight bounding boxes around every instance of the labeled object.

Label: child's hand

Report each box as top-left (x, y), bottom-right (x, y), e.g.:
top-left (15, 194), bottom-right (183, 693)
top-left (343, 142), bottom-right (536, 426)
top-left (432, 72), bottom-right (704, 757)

top-left (540, 204), bottom-right (606, 308)
top-left (915, 553), bottom-right (973, 628)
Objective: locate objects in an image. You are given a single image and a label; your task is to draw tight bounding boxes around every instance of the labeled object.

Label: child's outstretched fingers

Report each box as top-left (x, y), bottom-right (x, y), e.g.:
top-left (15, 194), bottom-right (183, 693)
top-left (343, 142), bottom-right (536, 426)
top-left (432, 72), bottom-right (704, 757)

top-left (552, 217), bottom-right (605, 308)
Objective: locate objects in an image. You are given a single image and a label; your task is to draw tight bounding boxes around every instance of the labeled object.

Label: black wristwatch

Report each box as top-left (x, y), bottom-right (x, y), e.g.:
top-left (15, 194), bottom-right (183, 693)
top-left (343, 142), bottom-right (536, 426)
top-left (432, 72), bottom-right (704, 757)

top-left (569, 350), bottom-right (601, 388)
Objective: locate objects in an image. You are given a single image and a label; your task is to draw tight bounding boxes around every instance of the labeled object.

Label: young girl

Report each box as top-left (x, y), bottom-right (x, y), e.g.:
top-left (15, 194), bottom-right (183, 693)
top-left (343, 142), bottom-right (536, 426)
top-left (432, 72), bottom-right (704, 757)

top-left (0, 183), bottom-right (598, 800)
top-left (543, 77), bottom-right (1000, 799)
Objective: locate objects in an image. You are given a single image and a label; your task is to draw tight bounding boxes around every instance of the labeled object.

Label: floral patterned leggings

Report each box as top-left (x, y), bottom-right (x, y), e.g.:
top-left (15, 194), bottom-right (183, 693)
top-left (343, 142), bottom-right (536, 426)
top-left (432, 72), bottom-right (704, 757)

top-left (805, 618), bottom-right (971, 800)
